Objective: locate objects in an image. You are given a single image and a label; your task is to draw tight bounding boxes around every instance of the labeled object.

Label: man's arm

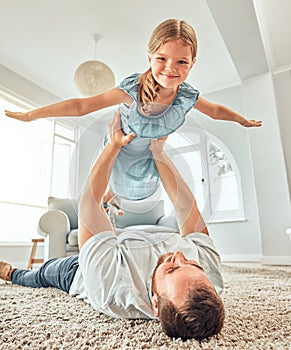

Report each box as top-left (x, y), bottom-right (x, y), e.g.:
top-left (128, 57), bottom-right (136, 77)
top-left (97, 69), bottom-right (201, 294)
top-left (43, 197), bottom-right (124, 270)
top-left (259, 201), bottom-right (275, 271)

top-left (150, 138), bottom-right (208, 236)
top-left (78, 111), bottom-right (135, 249)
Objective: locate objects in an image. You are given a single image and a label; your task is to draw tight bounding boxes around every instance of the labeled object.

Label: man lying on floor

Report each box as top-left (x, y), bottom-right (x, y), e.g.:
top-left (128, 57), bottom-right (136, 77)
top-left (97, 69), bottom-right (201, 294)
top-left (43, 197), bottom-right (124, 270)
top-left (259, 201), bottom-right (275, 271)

top-left (0, 110), bottom-right (225, 340)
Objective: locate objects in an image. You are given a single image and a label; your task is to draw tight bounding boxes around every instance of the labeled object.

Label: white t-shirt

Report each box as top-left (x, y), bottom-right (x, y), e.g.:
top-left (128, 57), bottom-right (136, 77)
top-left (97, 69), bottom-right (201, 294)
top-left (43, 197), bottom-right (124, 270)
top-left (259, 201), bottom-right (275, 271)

top-left (69, 225), bottom-right (223, 319)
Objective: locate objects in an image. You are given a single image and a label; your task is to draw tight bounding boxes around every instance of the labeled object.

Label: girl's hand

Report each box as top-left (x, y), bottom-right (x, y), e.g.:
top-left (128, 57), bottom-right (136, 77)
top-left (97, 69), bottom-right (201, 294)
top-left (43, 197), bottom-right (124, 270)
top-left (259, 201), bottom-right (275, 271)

top-left (149, 136), bottom-right (168, 155)
top-left (240, 119), bottom-right (263, 127)
top-left (5, 110), bottom-right (34, 122)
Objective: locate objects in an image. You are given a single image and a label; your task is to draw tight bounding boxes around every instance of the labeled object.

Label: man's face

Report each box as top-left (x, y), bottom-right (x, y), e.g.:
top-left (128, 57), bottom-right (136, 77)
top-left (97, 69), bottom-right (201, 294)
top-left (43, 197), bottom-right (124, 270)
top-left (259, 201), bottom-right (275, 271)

top-left (151, 251), bottom-right (213, 310)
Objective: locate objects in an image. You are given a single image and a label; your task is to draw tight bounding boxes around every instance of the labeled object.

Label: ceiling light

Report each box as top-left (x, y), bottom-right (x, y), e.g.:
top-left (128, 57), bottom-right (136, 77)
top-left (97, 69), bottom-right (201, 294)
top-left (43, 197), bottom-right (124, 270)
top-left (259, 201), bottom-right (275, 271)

top-left (74, 34), bottom-right (115, 96)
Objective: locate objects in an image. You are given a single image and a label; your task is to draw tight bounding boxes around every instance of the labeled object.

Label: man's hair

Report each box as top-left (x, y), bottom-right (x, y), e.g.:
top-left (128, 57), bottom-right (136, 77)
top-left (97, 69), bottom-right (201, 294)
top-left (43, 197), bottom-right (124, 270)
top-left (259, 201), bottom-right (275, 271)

top-left (158, 286), bottom-right (225, 340)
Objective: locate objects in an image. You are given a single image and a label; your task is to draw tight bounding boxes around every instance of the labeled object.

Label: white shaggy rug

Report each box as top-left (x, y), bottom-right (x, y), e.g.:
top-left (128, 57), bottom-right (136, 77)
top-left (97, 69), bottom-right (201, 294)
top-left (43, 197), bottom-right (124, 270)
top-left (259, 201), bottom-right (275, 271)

top-left (0, 265), bottom-right (290, 350)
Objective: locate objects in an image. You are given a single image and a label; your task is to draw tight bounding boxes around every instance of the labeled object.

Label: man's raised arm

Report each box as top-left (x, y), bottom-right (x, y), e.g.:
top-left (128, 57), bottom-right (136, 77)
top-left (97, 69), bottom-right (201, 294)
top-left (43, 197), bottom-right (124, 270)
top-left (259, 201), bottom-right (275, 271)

top-left (78, 111), bottom-right (135, 249)
top-left (150, 138), bottom-right (208, 237)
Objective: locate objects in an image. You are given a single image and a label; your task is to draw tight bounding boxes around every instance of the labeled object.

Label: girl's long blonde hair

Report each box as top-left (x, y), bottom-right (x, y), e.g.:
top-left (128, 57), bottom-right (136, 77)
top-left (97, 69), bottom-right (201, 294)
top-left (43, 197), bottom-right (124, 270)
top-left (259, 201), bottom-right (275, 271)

top-left (138, 19), bottom-right (198, 111)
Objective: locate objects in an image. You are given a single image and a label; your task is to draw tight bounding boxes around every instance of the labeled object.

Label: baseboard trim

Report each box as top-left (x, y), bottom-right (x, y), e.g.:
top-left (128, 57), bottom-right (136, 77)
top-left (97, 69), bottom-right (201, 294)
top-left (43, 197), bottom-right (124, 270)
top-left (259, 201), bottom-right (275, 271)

top-left (260, 256), bottom-right (291, 266)
top-left (221, 254), bottom-right (291, 265)
top-left (221, 255), bottom-right (261, 262)
top-left (12, 260), bottom-right (30, 269)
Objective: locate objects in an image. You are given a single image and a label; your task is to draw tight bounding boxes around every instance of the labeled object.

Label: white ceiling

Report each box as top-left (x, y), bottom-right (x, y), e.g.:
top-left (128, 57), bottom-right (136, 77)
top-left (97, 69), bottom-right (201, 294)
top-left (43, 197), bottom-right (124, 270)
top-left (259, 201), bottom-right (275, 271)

top-left (0, 0), bottom-right (290, 102)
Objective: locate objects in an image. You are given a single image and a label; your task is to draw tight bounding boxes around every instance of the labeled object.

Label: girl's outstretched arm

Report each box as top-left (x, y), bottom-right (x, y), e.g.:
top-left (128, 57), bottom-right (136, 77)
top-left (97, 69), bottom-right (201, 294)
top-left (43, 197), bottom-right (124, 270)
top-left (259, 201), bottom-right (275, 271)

top-left (4, 87), bottom-right (132, 122)
top-left (194, 96), bottom-right (262, 127)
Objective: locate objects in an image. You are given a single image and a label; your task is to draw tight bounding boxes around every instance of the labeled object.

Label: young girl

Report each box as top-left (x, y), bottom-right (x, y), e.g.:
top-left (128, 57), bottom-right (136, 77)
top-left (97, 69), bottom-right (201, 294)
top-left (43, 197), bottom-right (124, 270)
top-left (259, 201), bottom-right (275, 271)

top-left (5, 19), bottom-right (262, 201)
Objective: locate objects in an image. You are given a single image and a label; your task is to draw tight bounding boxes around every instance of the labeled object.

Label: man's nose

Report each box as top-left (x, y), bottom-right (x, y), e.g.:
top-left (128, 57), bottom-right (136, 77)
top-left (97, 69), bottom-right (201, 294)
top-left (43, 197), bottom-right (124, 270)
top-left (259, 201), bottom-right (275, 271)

top-left (171, 251), bottom-right (185, 264)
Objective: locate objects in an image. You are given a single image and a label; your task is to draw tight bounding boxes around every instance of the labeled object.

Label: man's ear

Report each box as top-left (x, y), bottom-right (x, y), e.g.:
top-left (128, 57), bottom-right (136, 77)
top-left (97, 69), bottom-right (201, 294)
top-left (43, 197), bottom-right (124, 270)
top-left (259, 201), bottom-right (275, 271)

top-left (151, 293), bottom-right (159, 317)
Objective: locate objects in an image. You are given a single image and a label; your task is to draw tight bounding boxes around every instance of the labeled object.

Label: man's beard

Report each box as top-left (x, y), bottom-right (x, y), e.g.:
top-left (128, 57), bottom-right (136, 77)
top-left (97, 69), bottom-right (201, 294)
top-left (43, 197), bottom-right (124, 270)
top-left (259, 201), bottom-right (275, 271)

top-left (151, 252), bottom-right (174, 295)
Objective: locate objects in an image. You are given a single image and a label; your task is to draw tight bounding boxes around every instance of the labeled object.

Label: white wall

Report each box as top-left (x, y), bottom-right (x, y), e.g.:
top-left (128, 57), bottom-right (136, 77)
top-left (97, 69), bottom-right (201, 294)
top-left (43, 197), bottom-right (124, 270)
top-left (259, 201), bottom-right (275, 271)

top-left (0, 243), bottom-right (44, 269)
top-left (273, 70), bottom-right (291, 194)
top-left (0, 64), bottom-right (59, 106)
top-left (193, 85), bottom-right (262, 262)
top-left (242, 73), bottom-right (291, 264)
top-left (183, 75), bottom-right (291, 264)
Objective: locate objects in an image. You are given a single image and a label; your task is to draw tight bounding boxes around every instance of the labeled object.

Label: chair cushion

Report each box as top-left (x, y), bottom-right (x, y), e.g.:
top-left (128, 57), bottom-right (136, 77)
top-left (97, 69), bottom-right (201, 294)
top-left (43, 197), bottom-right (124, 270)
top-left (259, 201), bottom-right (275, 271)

top-left (67, 229), bottom-right (79, 246)
top-left (48, 197), bottom-right (78, 229)
top-left (115, 200), bottom-right (165, 228)
top-left (66, 243), bottom-right (79, 253)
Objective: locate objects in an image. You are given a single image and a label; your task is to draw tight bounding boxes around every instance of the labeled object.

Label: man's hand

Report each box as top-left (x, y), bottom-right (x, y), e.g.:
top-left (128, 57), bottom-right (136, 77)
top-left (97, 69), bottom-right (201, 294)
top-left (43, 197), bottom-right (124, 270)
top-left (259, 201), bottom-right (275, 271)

top-left (108, 110), bottom-right (136, 148)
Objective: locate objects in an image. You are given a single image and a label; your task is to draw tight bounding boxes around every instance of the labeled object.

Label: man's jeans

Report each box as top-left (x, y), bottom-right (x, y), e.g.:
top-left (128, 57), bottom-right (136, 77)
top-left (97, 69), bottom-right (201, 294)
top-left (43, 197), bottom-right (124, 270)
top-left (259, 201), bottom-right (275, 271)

top-left (11, 255), bottom-right (79, 293)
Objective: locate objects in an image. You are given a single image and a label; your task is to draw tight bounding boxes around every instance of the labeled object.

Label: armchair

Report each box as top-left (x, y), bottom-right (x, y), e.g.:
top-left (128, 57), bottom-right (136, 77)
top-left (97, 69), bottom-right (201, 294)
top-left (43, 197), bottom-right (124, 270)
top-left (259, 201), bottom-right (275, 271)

top-left (38, 196), bottom-right (178, 261)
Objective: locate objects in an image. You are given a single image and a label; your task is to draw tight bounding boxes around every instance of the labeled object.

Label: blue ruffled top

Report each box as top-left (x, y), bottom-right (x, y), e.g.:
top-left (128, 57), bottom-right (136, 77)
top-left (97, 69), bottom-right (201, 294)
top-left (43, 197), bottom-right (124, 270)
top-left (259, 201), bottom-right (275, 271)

top-left (119, 73), bottom-right (199, 138)
top-left (107, 73), bottom-right (200, 200)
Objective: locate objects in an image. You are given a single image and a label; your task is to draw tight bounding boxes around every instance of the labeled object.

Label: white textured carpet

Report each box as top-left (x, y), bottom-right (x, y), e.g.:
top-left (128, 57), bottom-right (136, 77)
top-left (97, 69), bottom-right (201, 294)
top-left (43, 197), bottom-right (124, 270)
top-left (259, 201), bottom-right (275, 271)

top-left (0, 265), bottom-right (290, 350)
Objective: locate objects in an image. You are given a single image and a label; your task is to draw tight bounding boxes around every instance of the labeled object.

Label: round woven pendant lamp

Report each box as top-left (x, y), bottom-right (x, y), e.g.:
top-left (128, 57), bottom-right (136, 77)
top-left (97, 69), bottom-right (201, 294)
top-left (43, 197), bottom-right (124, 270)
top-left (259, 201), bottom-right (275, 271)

top-left (74, 34), bottom-right (115, 97)
top-left (74, 60), bottom-right (115, 96)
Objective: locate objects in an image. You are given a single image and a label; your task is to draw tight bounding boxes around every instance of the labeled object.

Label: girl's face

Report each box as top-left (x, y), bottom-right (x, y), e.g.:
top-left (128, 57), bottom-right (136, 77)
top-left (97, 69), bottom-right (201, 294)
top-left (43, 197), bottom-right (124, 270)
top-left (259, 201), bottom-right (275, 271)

top-left (148, 39), bottom-right (194, 91)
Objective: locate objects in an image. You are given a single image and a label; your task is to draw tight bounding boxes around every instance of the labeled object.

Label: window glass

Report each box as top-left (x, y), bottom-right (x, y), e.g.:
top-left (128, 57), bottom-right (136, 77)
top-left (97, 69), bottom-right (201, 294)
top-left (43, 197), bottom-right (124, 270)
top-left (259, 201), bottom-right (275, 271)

top-left (0, 95), bottom-right (78, 242)
top-left (208, 139), bottom-right (244, 220)
top-left (0, 101), bottom-right (53, 206)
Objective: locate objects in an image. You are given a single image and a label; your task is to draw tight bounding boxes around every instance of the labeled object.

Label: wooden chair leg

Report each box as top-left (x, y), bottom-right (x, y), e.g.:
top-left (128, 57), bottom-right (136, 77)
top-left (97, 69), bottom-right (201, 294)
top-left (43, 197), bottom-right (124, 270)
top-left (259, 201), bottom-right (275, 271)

top-left (27, 238), bottom-right (44, 269)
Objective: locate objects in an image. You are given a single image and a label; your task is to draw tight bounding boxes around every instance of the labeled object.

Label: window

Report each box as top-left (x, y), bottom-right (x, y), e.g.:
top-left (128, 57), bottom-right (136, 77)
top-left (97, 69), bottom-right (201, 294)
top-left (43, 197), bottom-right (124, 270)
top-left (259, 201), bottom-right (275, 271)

top-left (162, 128), bottom-right (245, 223)
top-left (51, 122), bottom-right (78, 198)
top-left (208, 137), bottom-right (245, 221)
top-left (0, 93), bottom-right (78, 242)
